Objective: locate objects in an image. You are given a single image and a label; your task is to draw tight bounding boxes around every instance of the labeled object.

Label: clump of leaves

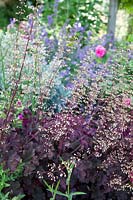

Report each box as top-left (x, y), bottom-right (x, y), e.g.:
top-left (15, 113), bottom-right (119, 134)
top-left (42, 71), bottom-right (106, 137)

top-left (0, 92), bottom-right (132, 199)
top-left (0, 164), bottom-right (24, 200)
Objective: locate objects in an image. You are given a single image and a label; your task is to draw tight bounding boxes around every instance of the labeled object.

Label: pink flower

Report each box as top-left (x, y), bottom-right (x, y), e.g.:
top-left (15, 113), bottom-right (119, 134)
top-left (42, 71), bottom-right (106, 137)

top-left (123, 98), bottom-right (131, 106)
top-left (95, 45), bottom-right (106, 58)
top-left (18, 114), bottom-right (24, 120)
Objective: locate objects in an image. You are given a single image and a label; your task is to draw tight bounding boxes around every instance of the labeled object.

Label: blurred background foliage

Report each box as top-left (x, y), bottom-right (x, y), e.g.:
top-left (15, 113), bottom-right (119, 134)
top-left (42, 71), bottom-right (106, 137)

top-left (119, 0), bottom-right (133, 41)
top-left (0, 0), bottom-right (132, 41)
top-left (0, 0), bottom-right (33, 29)
top-left (0, 0), bottom-right (107, 34)
top-left (119, 0), bottom-right (133, 14)
top-left (41, 0), bottom-right (107, 34)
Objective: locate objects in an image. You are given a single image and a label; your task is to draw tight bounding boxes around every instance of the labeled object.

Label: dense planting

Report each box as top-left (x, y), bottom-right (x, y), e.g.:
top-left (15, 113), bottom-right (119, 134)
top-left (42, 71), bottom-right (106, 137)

top-left (0, 3), bottom-right (132, 200)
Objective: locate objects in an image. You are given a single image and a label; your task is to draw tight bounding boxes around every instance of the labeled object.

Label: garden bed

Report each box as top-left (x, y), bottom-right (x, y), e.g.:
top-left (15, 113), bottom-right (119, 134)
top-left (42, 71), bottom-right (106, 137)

top-left (0, 4), bottom-right (133, 200)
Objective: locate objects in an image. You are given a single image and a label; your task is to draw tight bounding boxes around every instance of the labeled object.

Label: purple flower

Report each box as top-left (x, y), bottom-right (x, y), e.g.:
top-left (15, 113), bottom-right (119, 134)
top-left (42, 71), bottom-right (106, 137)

top-left (73, 22), bottom-right (84, 32)
top-left (7, 18), bottom-right (16, 29)
top-left (47, 15), bottom-right (54, 26)
top-left (87, 31), bottom-right (92, 38)
top-left (37, 5), bottom-right (44, 15)
top-left (66, 82), bottom-right (74, 89)
top-left (59, 69), bottom-right (70, 78)
top-left (28, 14), bottom-right (34, 28)
top-left (10, 18), bottom-right (16, 25)
top-left (41, 28), bottom-right (48, 38)
top-left (53, 0), bottom-right (59, 13)
top-left (18, 114), bottom-right (24, 120)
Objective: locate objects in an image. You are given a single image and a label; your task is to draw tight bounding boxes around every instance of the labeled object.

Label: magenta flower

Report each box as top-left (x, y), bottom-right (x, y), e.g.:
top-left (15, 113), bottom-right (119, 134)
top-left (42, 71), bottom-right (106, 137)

top-left (18, 114), bottom-right (24, 120)
top-left (95, 45), bottom-right (106, 58)
top-left (16, 100), bottom-right (22, 107)
top-left (123, 98), bottom-right (131, 106)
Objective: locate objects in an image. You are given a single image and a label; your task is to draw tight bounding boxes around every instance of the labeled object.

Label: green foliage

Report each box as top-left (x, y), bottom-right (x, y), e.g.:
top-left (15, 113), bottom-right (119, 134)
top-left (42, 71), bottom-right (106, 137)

top-left (44, 160), bottom-right (86, 200)
top-left (118, 0), bottom-right (133, 41)
top-left (0, 166), bottom-right (10, 193)
top-left (0, 7), bottom-right (9, 29)
top-left (42, 0), bottom-right (106, 33)
top-left (119, 0), bottom-right (133, 13)
top-left (0, 164), bottom-right (24, 200)
top-left (126, 15), bottom-right (133, 41)
top-left (0, 1), bottom-right (33, 29)
top-left (44, 180), bottom-right (60, 200)
top-left (127, 34), bottom-right (133, 42)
